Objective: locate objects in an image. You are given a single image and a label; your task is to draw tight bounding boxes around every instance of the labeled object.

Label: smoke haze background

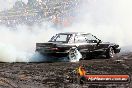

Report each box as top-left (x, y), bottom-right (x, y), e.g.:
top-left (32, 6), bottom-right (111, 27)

top-left (64, 0), bottom-right (132, 47)
top-left (0, 0), bottom-right (28, 11)
top-left (0, 0), bottom-right (132, 62)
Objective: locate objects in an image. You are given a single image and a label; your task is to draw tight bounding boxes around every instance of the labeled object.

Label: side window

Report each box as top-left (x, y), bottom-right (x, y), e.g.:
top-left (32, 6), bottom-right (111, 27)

top-left (75, 35), bottom-right (87, 43)
top-left (56, 34), bottom-right (67, 41)
top-left (85, 34), bottom-right (98, 43)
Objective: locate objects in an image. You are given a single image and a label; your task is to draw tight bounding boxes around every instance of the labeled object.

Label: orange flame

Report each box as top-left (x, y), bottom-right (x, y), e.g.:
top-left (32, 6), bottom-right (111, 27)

top-left (78, 65), bottom-right (86, 76)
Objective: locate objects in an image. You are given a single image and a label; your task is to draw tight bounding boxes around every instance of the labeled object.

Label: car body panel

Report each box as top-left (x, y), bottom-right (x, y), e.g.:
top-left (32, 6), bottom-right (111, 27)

top-left (36, 32), bottom-right (121, 58)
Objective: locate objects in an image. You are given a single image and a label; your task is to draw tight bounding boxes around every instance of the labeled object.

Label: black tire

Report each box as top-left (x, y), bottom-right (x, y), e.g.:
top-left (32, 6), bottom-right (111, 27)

top-left (106, 47), bottom-right (115, 59)
top-left (68, 47), bottom-right (82, 62)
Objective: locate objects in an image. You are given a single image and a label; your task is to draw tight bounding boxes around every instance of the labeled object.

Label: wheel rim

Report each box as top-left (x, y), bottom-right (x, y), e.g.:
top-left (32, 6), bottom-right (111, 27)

top-left (68, 47), bottom-right (82, 62)
top-left (69, 49), bottom-right (77, 61)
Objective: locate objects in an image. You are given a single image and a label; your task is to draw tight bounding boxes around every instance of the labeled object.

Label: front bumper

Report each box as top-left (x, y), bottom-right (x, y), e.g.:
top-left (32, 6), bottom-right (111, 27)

top-left (115, 48), bottom-right (121, 53)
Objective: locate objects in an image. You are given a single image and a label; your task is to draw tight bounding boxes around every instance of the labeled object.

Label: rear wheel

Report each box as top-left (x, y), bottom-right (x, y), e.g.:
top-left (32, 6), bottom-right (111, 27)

top-left (68, 47), bottom-right (82, 62)
top-left (106, 47), bottom-right (115, 59)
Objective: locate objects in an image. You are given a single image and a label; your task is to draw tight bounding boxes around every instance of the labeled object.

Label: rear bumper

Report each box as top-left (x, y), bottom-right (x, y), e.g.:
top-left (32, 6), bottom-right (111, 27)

top-left (36, 49), bottom-right (68, 58)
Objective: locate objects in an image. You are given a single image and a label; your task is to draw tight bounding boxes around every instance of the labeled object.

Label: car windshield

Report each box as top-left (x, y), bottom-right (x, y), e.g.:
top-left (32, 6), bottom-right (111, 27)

top-left (49, 34), bottom-right (72, 43)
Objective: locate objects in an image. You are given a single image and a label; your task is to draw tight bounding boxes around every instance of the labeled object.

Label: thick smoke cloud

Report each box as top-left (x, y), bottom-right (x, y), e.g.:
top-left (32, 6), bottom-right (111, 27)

top-left (64, 0), bottom-right (132, 47)
top-left (0, 24), bottom-right (59, 62)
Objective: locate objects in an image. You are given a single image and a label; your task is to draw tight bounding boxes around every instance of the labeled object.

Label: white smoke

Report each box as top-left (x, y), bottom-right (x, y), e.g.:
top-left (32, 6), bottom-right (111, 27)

top-left (63, 0), bottom-right (132, 47)
top-left (0, 24), bottom-right (59, 62)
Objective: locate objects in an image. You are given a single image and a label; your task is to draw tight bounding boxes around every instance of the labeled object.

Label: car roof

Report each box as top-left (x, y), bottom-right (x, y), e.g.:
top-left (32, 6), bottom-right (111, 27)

top-left (58, 32), bottom-right (91, 35)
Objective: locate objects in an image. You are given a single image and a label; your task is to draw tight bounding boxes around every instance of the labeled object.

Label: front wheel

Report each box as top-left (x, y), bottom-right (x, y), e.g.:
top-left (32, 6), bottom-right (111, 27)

top-left (106, 47), bottom-right (115, 59)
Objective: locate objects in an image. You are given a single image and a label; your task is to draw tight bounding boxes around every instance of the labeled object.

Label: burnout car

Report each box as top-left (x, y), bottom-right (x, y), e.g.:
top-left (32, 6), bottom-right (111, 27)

top-left (36, 32), bottom-right (120, 61)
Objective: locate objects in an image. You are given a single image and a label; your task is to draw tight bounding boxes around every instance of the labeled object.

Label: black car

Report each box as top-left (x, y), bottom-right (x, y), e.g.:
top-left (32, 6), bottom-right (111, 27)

top-left (36, 32), bottom-right (120, 61)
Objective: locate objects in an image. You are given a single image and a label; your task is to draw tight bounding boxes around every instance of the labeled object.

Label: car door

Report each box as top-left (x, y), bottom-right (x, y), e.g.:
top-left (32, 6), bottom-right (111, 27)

top-left (74, 34), bottom-right (93, 52)
top-left (84, 34), bottom-right (99, 52)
